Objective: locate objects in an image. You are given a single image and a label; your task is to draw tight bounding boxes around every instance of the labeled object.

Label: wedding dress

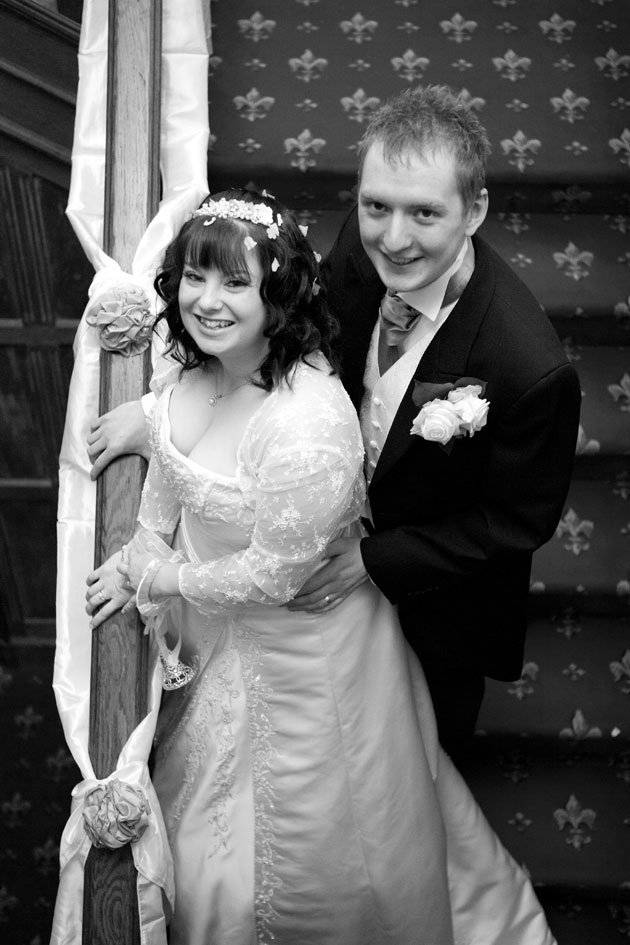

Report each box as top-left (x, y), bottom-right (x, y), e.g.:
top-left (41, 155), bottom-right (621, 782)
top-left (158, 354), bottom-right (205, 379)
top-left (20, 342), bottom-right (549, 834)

top-left (138, 353), bottom-right (556, 945)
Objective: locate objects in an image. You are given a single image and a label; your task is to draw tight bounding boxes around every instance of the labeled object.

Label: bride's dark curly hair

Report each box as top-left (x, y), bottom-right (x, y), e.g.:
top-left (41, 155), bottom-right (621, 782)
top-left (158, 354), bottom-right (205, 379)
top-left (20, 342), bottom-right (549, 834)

top-left (154, 187), bottom-right (339, 390)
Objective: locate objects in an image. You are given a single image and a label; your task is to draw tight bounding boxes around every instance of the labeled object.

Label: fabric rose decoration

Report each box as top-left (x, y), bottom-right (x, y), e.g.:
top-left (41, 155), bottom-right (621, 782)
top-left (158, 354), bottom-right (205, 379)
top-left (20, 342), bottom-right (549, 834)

top-left (411, 378), bottom-right (489, 449)
top-left (82, 778), bottom-right (151, 849)
top-left (85, 284), bottom-right (154, 357)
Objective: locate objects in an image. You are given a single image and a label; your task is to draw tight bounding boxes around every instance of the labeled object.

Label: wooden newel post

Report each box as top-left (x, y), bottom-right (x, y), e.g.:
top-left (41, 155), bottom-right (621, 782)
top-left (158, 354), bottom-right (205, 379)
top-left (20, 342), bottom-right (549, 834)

top-left (83, 1), bottom-right (162, 942)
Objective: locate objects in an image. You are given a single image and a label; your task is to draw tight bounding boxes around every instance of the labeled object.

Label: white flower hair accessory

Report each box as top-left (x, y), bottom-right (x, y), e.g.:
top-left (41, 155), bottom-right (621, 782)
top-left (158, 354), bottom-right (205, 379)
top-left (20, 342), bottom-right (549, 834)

top-left (410, 378), bottom-right (489, 451)
top-left (192, 197), bottom-right (281, 239)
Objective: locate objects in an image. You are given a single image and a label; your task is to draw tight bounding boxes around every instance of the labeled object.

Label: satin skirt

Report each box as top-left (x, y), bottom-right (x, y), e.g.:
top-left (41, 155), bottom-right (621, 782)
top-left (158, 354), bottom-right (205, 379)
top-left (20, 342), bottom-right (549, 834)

top-left (151, 542), bottom-right (555, 945)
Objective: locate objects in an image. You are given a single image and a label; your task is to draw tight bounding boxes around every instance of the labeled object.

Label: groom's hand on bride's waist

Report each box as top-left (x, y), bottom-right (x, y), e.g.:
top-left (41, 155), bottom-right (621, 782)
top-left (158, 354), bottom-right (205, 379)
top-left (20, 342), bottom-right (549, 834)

top-left (287, 537), bottom-right (368, 614)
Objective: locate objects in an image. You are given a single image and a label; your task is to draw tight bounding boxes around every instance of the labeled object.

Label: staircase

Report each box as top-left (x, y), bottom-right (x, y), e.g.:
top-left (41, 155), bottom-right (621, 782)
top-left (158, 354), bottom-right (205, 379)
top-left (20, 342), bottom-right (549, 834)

top-left (464, 207), bottom-right (630, 942)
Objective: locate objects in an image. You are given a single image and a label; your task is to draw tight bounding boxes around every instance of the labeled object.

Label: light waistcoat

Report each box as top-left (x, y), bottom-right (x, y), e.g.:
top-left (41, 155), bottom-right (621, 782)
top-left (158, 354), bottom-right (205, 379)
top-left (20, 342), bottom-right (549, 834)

top-left (360, 238), bottom-right (473, 499)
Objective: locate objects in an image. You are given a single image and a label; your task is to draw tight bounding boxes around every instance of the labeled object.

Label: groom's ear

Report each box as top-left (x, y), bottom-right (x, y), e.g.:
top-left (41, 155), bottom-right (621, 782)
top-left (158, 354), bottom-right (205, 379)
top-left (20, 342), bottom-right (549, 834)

top-left (465, 188), bottom-right (489, 236)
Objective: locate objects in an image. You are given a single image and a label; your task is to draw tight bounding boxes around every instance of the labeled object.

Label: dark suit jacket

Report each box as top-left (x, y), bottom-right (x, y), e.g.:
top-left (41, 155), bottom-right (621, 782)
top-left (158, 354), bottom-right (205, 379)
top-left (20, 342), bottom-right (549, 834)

top-left (322, 207), bottom-right (581, 680)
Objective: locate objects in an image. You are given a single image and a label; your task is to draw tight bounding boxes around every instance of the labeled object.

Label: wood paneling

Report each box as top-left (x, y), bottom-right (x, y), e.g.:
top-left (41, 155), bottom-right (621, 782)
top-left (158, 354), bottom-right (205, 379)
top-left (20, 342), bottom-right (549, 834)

top-left (0, 0), bottom-right (79, 185)
top-left (0, 164), bottom-right (91, 643)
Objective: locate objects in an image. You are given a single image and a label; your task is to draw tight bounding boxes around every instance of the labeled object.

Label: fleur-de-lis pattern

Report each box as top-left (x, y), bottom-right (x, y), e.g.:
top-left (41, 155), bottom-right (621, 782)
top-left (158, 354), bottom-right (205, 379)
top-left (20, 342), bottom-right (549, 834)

top-left (205, 0), bottom-right (628, 343)
top-left (608, 372), bottom-right (630, 411)
top-left (559, 709), bottom-right (602, 739)
top-left (507, 661), bottom-right (539, 700)
top-left (610, 649), bottom-right (630, 694)
top-left (556, 508), bottom-right (595, 556)
top-left (554, 795), bottom-right (596, 850)
top-left (1, 657), bottom-right (81, 940)
top-left (207, 0), bottom-right (629, 186)
top-left (233, 87), bottom-right (275, 121)
top-left (500, 129), bottom-right (542, 172)
top-left (440, 14), bottom-right (478, 44)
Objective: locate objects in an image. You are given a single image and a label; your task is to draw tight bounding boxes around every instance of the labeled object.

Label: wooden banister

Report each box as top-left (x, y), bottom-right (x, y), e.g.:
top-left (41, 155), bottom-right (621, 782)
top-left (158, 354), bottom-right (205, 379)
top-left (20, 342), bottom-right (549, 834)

top-left (83, 1), bottom-right (162, 941)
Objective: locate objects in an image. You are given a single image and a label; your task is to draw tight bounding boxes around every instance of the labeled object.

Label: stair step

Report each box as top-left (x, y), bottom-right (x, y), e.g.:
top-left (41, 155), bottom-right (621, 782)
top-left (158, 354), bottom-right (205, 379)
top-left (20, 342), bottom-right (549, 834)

top-left (531, 480), bottom-right (630, 602)
top-left (463, 742), bottom-right (630, 891)
top-left (569, 343), bottom-right (630, 458)
top-left (537, 890), bottom-right (630, 945)
top-left (481, 212), bottom-right (630, 327)
top-left (477, 615), bottom-right (630, 739)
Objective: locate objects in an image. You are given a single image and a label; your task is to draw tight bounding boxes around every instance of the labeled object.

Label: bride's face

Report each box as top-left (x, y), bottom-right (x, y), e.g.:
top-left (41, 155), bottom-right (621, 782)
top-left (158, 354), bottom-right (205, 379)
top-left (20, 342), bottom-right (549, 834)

top-left (178, 254), bottom-right (269, 368)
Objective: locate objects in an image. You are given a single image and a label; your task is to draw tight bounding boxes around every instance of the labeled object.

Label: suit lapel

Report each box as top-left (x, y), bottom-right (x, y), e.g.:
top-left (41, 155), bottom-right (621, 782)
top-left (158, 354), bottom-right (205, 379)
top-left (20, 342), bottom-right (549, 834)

top-left (338, 251), bottom-right (384, 408)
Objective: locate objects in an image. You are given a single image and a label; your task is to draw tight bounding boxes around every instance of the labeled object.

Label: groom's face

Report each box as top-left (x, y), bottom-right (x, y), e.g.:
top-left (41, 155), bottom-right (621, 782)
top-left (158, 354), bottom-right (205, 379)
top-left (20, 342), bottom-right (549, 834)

top-left (358, 141), bottom-right (487, 294)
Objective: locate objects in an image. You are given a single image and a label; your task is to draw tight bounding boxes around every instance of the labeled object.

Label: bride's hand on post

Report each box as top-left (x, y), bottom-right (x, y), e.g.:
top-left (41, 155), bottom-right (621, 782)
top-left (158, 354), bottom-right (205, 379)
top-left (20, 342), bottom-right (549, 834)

top-left (86, 548), bottom-right (135, 629)
top-left (87, 400), bottom-right (150, 481)
top-left (287, 537), bottom-right (368, 613)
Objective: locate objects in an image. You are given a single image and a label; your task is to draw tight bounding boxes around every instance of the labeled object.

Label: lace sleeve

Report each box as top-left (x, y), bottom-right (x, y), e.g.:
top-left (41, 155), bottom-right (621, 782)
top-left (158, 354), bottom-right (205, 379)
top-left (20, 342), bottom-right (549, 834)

top-left (179, 371), bottom-right (364, 615)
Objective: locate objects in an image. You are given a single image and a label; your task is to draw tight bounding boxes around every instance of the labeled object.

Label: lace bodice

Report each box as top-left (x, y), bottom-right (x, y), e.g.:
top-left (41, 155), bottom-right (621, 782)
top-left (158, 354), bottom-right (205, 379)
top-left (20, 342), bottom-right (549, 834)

top-left (137, 355), bottom-right (366, 615)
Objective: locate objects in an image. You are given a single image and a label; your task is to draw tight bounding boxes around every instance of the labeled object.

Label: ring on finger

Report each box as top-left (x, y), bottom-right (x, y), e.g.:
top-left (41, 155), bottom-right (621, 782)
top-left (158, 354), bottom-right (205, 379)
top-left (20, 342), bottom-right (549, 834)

top-left (324, 595), bottom-right (331, 604)
top-left (98, 589), bottom-right (106, 603)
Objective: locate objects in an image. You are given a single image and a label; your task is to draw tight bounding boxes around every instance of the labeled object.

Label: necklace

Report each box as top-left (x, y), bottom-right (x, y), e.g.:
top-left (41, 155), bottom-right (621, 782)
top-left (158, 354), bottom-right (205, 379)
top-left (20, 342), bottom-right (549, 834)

top-left (208, 379), bottom-right (251, 406)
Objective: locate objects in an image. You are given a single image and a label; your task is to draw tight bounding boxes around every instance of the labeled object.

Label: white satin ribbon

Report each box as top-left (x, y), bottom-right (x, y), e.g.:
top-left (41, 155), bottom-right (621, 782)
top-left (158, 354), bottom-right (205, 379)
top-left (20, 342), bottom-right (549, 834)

top-left (52, 1), bottom-right (210, 941)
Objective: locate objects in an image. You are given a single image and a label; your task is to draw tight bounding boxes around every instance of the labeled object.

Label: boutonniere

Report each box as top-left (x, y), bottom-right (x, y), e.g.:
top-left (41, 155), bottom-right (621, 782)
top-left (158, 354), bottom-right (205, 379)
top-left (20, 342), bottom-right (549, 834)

top-left (410, 377), bottom-right (489, 450)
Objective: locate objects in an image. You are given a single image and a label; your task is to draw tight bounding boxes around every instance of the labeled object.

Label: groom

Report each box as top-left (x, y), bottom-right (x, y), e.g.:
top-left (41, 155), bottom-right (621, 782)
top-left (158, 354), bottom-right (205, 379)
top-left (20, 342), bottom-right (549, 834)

top-left (288, 85), bottom-right (581, 765)
top-left (88, 85), bottom-right (581, 766)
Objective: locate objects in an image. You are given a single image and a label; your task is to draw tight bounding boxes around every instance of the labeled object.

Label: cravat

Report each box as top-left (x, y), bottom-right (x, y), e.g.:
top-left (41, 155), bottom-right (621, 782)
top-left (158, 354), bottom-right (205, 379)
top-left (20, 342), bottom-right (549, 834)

top-left (379, 291), bottom-right (424, 348)
top-left (379, 238), bottom-right (476, 351)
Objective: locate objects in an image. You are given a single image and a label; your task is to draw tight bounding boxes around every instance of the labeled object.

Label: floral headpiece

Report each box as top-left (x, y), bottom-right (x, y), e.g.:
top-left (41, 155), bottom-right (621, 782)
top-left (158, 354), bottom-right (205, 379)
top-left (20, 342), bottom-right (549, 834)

top-left (192, 198), bottom-right (280, 238)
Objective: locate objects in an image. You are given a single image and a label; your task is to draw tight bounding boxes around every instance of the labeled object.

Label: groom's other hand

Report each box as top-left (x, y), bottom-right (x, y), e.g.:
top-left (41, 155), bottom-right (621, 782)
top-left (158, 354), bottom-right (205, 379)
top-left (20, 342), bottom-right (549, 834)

top-left (87, 399), bottom-right (150, 480)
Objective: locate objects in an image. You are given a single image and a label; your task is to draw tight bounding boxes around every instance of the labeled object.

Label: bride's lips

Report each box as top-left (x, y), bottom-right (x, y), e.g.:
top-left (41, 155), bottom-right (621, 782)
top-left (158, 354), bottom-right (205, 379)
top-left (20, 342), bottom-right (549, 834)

top-left (195, 315), bottom-right (234, 330)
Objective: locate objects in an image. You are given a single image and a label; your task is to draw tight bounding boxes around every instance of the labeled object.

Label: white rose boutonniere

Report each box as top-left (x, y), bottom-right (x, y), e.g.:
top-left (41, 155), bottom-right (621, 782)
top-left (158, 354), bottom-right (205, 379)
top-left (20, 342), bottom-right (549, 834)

top-left (411, 399), bottom-right (462, 445)
top-left (411, 378), bottom-right (489, 451)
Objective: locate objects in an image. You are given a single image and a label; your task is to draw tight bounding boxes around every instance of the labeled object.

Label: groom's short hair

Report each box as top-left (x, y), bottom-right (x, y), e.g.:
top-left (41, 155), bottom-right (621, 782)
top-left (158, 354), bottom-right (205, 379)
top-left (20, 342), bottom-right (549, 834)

top-left (357, 84), bottom-right (492, 212)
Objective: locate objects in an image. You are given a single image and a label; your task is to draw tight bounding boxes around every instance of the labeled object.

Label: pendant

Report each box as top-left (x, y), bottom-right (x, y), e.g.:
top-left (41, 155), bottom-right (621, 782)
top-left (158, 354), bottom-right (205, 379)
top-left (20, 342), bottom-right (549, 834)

top-left (160, 654), bottom-right (195, 690)
top-left (208, 394), bottom-right (223, 406)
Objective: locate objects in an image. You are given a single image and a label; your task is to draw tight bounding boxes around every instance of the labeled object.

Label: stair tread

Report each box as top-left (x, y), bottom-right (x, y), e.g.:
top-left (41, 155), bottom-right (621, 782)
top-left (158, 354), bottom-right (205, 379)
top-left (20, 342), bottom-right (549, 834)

top-left (569, 343), bottom-right (630, 458)
top-left (477, 615), bottom-right (630, 739)
top-left (537, 891), bottom-right (630, 945)
top-left (462, 746), bottom-right (630, 890)
top-left (531, 480), bottom-right (630, 599)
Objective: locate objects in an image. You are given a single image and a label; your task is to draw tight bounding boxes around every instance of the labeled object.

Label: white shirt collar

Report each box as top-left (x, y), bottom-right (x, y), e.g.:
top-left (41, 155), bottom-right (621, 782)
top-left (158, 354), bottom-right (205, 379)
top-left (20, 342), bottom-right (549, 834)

top-left (397, 238), bottom-right (468, 324)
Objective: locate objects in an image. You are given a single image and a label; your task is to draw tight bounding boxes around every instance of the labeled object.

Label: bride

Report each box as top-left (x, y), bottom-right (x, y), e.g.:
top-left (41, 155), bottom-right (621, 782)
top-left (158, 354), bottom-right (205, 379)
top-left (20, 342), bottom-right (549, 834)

top-left (86, 188), bottom-right (556, 945)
